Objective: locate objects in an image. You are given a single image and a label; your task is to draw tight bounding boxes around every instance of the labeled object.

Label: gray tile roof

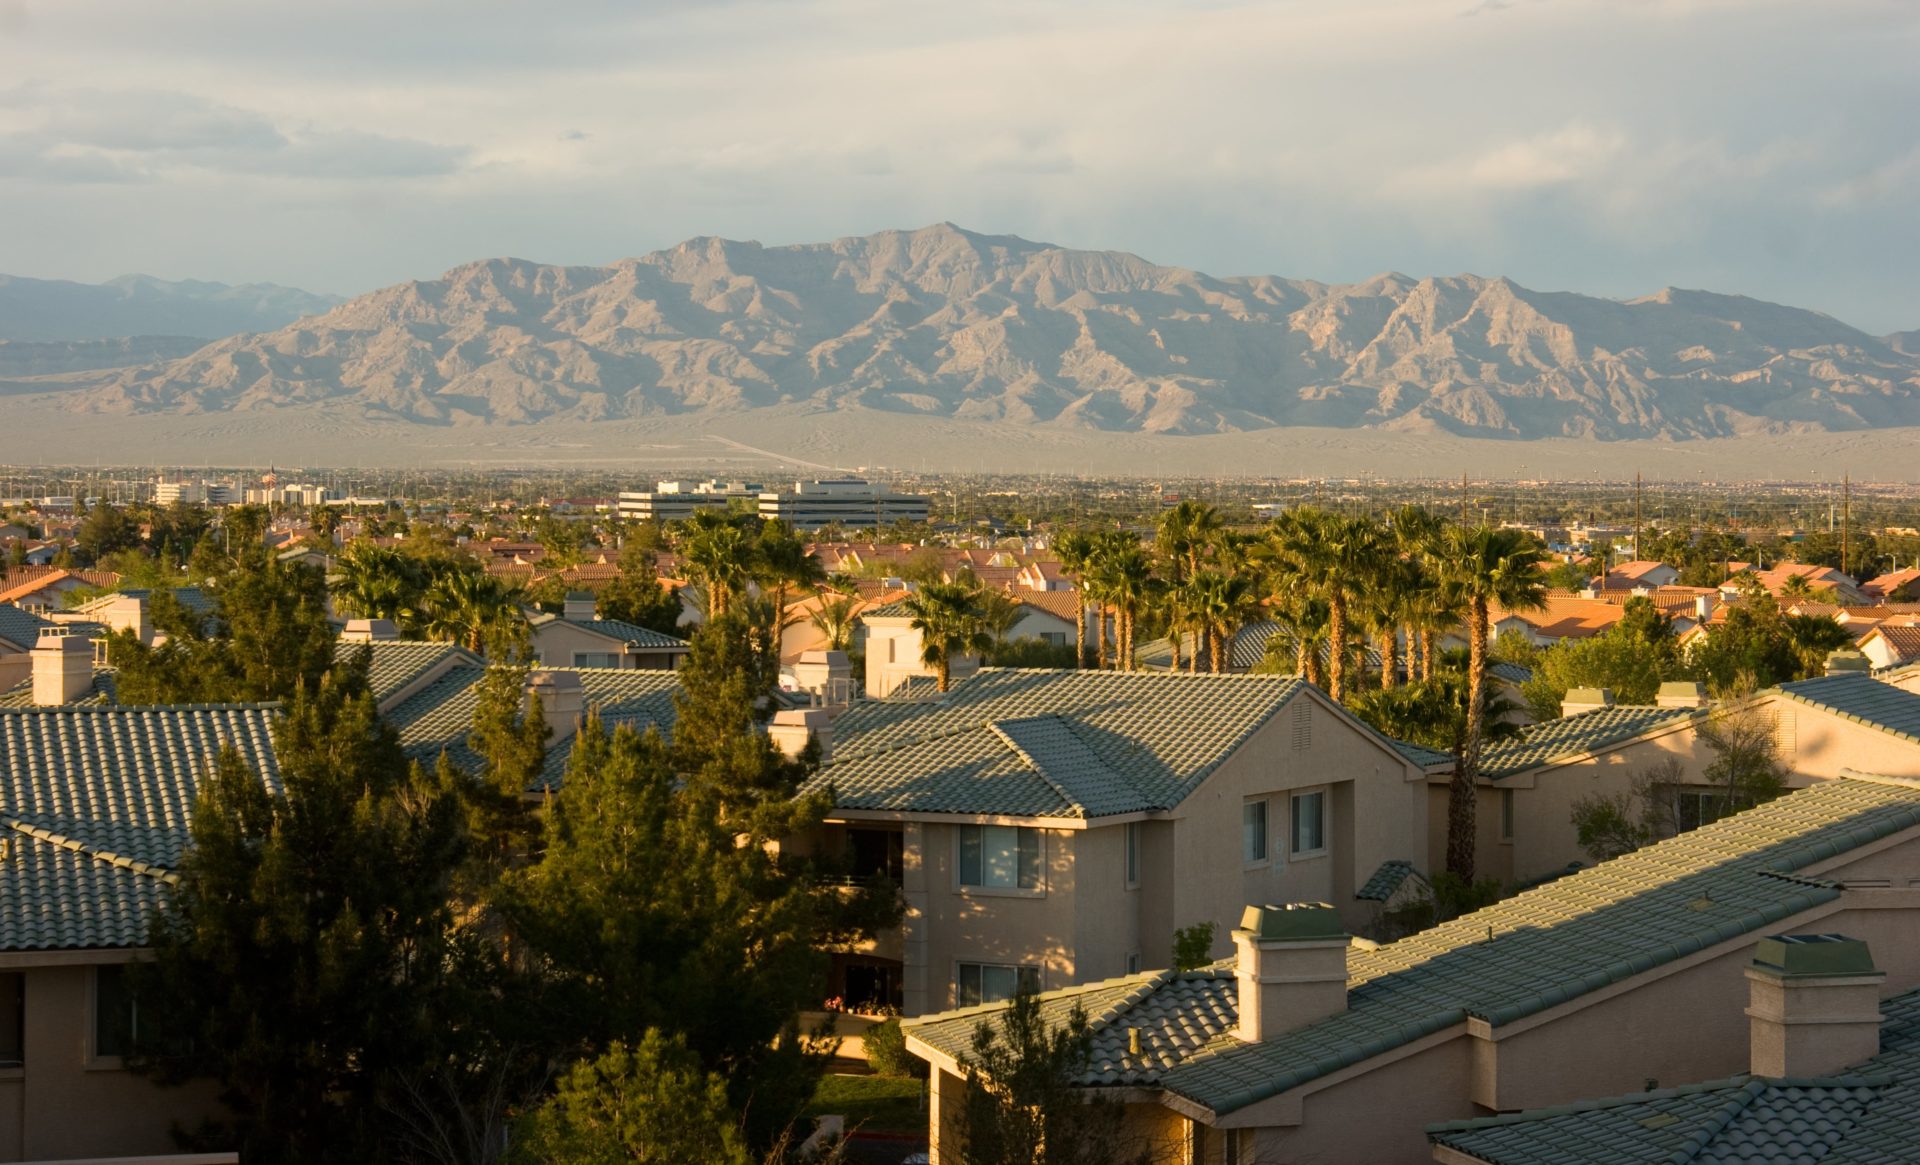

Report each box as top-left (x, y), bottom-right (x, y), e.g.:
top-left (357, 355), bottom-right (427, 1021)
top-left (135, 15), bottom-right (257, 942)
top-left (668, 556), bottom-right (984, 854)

top-left (0, 704), bottom-right (282, 951)
top-left (1393, 738), bottom-right (1455, 770)
top-left (902, 777), bottom-right (1920, 1116)
top-left (1490, 661), bottom-right (1534, 686)
top-left (0, 668), bottom-right (117, 708)
top-left (805, 669), bottom-right (1312, 819)
top-left (1775, 672), bottom-right (1920, 748)
top-left (332, 639), bottom-right (479, 705)
top-left (1429, 987), bottom-right (1920, 1165)
top-left (546, 615), bottom-right (689, 650)
top-left (1480, 705), bottom-right (1700, 780)
top-left (1357, 859), bottom-right (1422, 902)
top-left (0, 604), bottom-right (53, 651)
top-left (388, 665), bottom-right (682, 792)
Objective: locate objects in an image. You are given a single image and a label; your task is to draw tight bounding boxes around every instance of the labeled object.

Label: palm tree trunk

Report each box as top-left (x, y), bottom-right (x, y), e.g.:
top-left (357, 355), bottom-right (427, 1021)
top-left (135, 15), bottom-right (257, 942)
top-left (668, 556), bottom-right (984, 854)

top-left (1421, 630), bottom-right (1437, 681)
top-left (1295, 636), bottom-right (1311, 679)
top-left (1447, 599), bottom-right (1491, 880)
top-left (1328, 591), bottom-right (1348, 701)
top-left (937, 653), bottom-right (951, 693)
top-left (1075, 600), bottom-right (1087, 669)
top-left (1169, 623), bottom-right (1182, 672)
top-left (1097, 607), bottom-right (1109, 670)
top-left (1381, 629), bottom-right (1397, 690)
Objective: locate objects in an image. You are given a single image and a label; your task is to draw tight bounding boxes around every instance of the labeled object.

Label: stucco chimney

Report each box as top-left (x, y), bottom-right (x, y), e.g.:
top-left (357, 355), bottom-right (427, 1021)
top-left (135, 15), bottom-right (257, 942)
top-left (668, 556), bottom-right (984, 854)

top-left (1825, 650), bottom-right (1872, 677)
top-left (1233, 903), bottom-right (1348, 1043)
top-left (792, 649), bottom-right (854, 713)
top-left (562, 592), bottom-right (598, 621)
top-left (1561, 687), bottom-right (1616, 717)
top-left (767, 707), bottom-right (832, 763)
top-left (1655, 681), bottom-right (1710, 709)
top-left (1694, 594), bottom-right (1716, 621)
top-left (1746, 934), bottom-right (1884, 1078)
top-left (32, 628), bottom-right (94, 705)
top-left (340, 618), bottom-right (399, 643)
top-left (525, 669), bottom-right (584, 743)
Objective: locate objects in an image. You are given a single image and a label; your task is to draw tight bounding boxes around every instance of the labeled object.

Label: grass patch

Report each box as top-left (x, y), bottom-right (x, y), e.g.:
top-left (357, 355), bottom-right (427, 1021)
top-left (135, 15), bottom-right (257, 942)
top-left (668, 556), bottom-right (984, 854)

top-left (808, 1072), bottom-right (927, 1136)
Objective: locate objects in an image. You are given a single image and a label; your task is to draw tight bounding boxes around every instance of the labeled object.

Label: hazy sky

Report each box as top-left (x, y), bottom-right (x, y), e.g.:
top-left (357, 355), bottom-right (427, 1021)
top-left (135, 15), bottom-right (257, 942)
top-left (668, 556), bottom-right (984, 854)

top-left (2, 0), bottom-right (1916, 332)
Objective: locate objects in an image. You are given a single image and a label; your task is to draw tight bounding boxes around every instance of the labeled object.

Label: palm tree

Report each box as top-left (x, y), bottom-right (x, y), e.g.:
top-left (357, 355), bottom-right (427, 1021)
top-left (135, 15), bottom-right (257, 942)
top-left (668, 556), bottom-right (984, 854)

top-left (1186, 570), bottom-right (1262, 672)
top-left (1090, 537), bottom-right (1154, 670)
top-left (421, 569), bottom-right (526, 656)
top-left (1156, 500), bottom-right (1225, 584)
top-left (678, 510), bottom-right (757, 619)
top-left (1053, 531), bottom-right (1095, 670)
top-left (329, 540), bottom-right (425, 628)
top-left (904, 581), bottom-right (994, 692)
top-left (754, 520), bottom-right (825, 622)
top-left (1436, 525), bottom-right (1549, 879)
top-left (808, 594), bottom-right (860, 653)
top-left (1269, 508), bottom-right (1388, 702)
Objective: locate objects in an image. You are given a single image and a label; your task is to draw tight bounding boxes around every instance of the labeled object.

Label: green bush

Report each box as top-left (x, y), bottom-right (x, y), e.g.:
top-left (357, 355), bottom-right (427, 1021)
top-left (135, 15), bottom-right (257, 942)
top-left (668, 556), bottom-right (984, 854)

top-left (864, 1017), bottom-right (926, 1078)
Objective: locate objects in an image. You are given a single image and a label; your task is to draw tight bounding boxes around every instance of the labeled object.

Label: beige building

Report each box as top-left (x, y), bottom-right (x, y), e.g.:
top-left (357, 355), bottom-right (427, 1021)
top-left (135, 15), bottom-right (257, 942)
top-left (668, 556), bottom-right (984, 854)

top-left (527, 594), bottom-right (690, 670)
top-left (0, 703), bottom-right (278, 1160)
top-left (787, 668), bottom-right (1430, 1016)
top-left (905, 773), bottom-right (1920, 1165)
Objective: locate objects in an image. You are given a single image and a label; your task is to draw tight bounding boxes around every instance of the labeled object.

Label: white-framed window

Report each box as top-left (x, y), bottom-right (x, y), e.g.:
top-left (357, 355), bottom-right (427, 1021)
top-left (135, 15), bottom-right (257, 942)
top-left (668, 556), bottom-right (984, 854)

top-left (1243, 799), bottom-right (1268, 864)
top-left (1290, 790), bottom-right (1326, 856)
top-left (1499, 788), bottom-right (1515, 842)
top-left (92, 963), bottom-right (138, 1062)
top-left (572, 651), bottom-right (620, 668)
top-left (957, 962), bottom-right (1041, 1007)
top-left (958, 824), bottom-right (1042, 890)
top-left (1124, 821), bottom-right (1141, 888)
top-left (1041, 631), bottom-right (1067, 647)
top-left (1676, 790), bottom-right (1729, 833)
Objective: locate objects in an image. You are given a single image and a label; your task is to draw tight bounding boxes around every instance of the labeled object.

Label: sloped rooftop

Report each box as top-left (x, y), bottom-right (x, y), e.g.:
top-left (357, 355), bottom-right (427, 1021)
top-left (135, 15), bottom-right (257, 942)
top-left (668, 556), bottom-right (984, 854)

top-left (332, 639), bottom-right (480, 706)
top-left (529, 612), bottom-right (690, 650)
top-left (1776, 672), bottom-right (1920, 747)
top-left (805, 668), bottom-right (1311, 819)
top-left (1480, 704), bottom-right (1700, 780)
top-left (1429, 986), bottom-right (1920, 1165)
top-left (0, 604), bottom-right (53, 651)
top-left (0, 703), bottom-right (282, 951)
top-left (905, 777), bottom-right (1920, 1116)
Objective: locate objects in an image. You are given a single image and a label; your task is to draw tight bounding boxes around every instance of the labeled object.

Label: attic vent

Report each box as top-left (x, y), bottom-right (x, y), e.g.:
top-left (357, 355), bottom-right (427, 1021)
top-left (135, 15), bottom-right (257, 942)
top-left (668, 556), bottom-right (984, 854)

top-left (1773, 710), bottom-right (1797, 756)
top-left (1291, 702), bottom-right (1312, 751)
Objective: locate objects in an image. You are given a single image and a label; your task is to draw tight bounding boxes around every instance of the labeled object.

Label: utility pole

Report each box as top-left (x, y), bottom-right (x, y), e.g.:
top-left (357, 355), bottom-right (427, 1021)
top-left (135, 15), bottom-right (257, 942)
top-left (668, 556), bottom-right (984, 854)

top-left (1633, 471), bottom-right (1643, 562)
top-left (1460, 472), bottom-right (1468, 527)
top-left (1842, 474), bottom-right (1851, 578)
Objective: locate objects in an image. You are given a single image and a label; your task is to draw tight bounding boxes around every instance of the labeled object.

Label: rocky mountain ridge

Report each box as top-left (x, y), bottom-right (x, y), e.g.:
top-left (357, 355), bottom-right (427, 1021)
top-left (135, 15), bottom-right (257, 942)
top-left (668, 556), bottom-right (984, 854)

top-left (15, 225), bottom-right (1920, 440)
top-left (0, 273), bottom-right (340, 343)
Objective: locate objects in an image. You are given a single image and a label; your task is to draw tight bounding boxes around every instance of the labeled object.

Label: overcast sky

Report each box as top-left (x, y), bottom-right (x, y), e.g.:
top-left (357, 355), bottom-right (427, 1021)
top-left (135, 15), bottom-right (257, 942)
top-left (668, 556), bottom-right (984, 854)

top-left (2, 0), bottom-right (1916, 332)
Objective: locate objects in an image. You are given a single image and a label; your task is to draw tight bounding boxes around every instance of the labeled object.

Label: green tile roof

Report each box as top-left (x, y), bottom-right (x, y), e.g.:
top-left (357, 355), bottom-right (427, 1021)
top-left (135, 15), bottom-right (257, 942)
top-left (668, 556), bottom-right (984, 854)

top-left (0, 604), bottom-right (54, 651)
top-left (1775, 672), bottom-right (1920, 747)
top-left (804, 669), bottom-right (1312, 819)
top-left (1480, 705), bottom-right (1700, 780)
top-left (332, 639), bottom-right (480, 705)
top-left (0, 704), bottom-right (282, 951)
top-left (902, 777), bottom-right (1920, 1116)
top-left (0, 668), bottom-right (117, 707)
top-left (1490, 661), bottom-right (1534, 686)
top-left (389, 665), bottom-right (682, 792)
top-left (1356, 859), bottom-right (1423, 902)
top-left (1428, 986), bottom-right (1920, 1164)
top-left (534, 615), bottom-right (689, 650)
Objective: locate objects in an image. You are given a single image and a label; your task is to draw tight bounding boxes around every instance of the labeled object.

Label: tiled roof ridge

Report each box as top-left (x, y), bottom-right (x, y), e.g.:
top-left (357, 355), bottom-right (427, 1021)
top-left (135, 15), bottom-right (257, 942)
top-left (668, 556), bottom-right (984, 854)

top-left (1773, 673), bottom-right (1920, 746)
top-left (0, 700), bottom-right (283, 716)
top-left (1426, 1074), bottom-right (1767, 1135)
top-left (901, 968), bottom-right (1170, 1036)
top-left (988, 715), bottom-right (1096, 818)
top-left (4, 818), bottom-right (180, 886)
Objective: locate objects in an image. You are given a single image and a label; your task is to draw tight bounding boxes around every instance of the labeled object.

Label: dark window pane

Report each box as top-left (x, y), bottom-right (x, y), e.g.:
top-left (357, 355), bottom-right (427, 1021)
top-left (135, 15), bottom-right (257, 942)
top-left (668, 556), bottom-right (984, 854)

top-left (0, 973), bottom-right (21, 1066)
top-left (95, 964), bottom-right (134, 1058)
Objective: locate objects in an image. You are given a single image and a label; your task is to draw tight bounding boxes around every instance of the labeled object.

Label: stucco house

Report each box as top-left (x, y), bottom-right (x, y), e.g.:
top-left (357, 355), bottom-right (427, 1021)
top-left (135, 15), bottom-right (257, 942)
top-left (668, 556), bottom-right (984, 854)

top-left (786, 668), bottom-right (1430, 1017)
top-left (527, 594), bottom-right (690, 670)
top-left (904, 773), bottom-right (1920, 1165)
top-left (0, 703), bottom-right (276, 1160)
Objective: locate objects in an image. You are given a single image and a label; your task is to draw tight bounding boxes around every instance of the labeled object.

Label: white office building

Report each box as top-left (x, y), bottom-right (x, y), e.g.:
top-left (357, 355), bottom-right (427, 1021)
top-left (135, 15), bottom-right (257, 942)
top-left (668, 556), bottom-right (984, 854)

top-left (756, 480), bottom-right (929, 529)
top-left (615, 480), bottom-right (765, 523)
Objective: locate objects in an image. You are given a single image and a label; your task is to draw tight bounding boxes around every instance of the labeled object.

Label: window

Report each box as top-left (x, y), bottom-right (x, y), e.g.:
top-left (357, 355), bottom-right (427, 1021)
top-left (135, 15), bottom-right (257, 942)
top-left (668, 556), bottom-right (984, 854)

top-left (1500, 788), bottom-right (1515, 842)
top-left (1041, 631), bottom-right (1067, 647)
top-left (1242, 800), bottom-right (1268, 864)
top-left (0, 973), bottom-right (20, 1067)
top-left (1124, 822), bottom-right (1141, 888)
top-left (1224, 1129), bottom-right (1253, 1165)
top-left (94, 964), bottom-right (137, 1060)
top-left (957, 963), bottom-right (1041, 1007)
top-left (958, 825), bottom-right (1042, 890)
top-left (1126, 952), bottom-right (1140, 974)
top-left (1676, 790), bottom-right (1729, 833)
top-left (572, 651), bottom-right (620, 668)
top-left (887, 638), bottom-right (897, 664)
top-left (1290, 790), bottom-right (1326, 855)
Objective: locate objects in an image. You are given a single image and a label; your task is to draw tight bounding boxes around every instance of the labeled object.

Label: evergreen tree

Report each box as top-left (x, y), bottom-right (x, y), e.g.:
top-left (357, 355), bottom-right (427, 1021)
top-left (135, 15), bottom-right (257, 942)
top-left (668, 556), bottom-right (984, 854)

top-left (957, 993), bottom-right (1154, 1165)
top-left (111, 554), bottom-right (336, 704)
top-left (514, 1031), bottom-right (752, 1165)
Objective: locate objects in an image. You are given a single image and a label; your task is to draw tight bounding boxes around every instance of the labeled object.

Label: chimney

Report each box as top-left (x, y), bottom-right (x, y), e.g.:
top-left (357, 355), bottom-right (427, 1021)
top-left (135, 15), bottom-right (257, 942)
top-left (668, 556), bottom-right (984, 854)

top-left (562, 592), bottom-right (598, 621)
top-left (1746, 935), bottom-right (1884, 1078)
top-left (32, 628), bottom-right (94, 705)
top-left (1579, 586), bottom-right (1600, 599)
top-left (1655, 681), bottom-right (1710, 709)
top-left (1695, 594), bottom-right (1717, 621)
top-left (1561, 687), bottom-right (1616, 717)
top-left (1825, 650), bottom-right (1872, 677)
top-left (1233, 903), bottom-right (1348, 1043)
top-left (767, 707), bottom-right (832, 763)
top-left (340, 618), bottom-right (399, 643)
top-left (792, 649), bottom-right (854, 714)
top-left (524, 669), bottom-right (585, 744)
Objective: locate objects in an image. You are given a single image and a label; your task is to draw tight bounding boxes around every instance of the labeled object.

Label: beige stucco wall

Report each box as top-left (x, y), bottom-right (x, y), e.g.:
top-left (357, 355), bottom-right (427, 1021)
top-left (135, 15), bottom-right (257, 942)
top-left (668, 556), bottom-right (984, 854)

top-left (1760, 696), bottom-right (1920, 781)
top-left (530, 621), bottom-right (679, 669)
top-left (0, 962), bottom-right (222, 1161)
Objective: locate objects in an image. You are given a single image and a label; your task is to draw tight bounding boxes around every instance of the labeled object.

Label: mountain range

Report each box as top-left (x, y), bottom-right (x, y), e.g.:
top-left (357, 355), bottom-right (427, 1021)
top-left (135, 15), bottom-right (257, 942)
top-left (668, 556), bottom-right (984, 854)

top-left (0, 273), bottom-right (340, 344)
top-left (6, 224), bottom-right (1919, 442)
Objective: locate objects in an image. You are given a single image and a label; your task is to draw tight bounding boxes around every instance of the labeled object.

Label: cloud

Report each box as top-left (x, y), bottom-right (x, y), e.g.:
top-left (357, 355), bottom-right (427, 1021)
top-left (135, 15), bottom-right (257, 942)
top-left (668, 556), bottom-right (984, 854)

top-left (0, 85), bottom-right (466, 182)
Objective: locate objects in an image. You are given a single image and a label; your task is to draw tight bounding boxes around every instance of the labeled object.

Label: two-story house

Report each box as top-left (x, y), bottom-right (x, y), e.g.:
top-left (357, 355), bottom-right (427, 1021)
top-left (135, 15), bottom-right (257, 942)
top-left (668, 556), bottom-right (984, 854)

top-left (789, 668), bottom-right (1430, 1016)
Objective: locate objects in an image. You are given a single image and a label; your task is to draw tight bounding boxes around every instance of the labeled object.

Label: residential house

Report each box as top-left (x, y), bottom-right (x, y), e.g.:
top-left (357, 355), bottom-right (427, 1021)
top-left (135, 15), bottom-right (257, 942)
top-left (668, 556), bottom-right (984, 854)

top-left (1727, 563), bottom-right (1871, 607)
top-left (0, 607), bottom-right (56, 690)
top-left (0, 568), bottom-right (119, 613)
top-left (58, 587), bottom-right (213, 647)
top-left (1598, 560), bottom-right (1680, 591)
top-left (904, 774), bottom-right (1920, 1165)
top-left (0, 702), bottom-right (279, 1159)
top-left (1429, 951), bottom-right (1920, 1164)
top-left (527, 594), bottom-right (690, 670)
top-left (1860, 624), bottom-right (1920, 671)
top-left (785, 668), bottom-right (1430, 1016)
top-left (1863, 567), bottom-right (1920, 602)
top-left (859, 600), bottom-right (978, 698)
